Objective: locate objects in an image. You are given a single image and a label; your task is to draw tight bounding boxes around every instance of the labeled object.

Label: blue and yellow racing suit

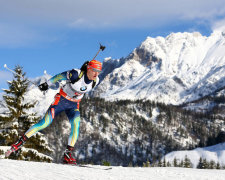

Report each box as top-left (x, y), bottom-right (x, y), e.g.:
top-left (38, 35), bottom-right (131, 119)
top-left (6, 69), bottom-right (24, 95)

top-left (25, 69), bottom-right (99, 147)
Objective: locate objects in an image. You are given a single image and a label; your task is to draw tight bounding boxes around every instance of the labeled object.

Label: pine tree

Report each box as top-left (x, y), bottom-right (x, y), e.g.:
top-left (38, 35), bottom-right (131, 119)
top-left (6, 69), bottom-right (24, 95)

top-left (184, 155), bottom-right (192, 168)
top-left (209, 160), bottom-right (215, 169)
top-left (146, 160), bottom-right (150, 167)
top-left (0, 65), bottom-right (32, 145)
top-left (180, 160), bottom-right (184, 167)
top-left (167, 161), bottom-right (171, 167)
top-left (158, 158), bottom-right (162, 167)
top-left (173, 157), bottom-right (178, 167)
top-left (0, 65), bottom-right (52, 162)
top-left (197, 157), bottom-right (203, 169)
top-left (143, 160), bottom-right (150, 167)
top-left (163, 157), bottom-right (166, 167)
top-left (202, 158), bottom-right (209, 169)
top-left (216, 162), bottom-right (221, 169)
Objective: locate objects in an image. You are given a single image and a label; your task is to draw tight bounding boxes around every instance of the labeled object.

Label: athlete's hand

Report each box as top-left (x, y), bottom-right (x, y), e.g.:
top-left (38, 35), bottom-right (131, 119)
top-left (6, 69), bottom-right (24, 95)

top-left (38, 82), bottom-right (49, 91)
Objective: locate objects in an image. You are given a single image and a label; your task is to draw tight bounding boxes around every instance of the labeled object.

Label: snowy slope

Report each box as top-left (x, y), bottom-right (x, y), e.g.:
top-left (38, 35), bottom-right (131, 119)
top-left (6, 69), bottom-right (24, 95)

top-left (1, 159), bottom-right (225, 180)
top-left (164, 143), bottom-right (225, 168)
top-left (93, 30), bottom-right (225, 105)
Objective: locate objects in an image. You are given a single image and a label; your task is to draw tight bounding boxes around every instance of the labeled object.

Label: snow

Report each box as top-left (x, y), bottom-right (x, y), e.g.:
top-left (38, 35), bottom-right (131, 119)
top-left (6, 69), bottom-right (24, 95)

top-left (0, 159), bottom-right (225, 180)
top-left (152, 107), bottom-right (160, 123)
top-left (0, 146), bottom-right (53, 161)
top-left (164, 143), bottom-right (225, 168)
top-left (94, 30), bottom-right (225, 105)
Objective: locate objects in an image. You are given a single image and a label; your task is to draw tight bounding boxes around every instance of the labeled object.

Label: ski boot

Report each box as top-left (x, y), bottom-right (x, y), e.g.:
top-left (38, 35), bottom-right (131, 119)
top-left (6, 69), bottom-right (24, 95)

top-left (5, 134), bottom-right (28, 158)
top-left (63, 145), bottom-right (77, 165)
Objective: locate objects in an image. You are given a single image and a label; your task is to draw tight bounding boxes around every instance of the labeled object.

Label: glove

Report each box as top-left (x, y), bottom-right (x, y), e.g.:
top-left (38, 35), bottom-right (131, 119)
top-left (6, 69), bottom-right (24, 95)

top-left (38, 82), bottom-right (49, 91)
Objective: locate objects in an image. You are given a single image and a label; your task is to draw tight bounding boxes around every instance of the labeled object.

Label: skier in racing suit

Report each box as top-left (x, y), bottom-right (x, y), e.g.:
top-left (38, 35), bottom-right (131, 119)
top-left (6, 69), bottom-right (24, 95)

top-left (6, 60), bottom-right (102, 164)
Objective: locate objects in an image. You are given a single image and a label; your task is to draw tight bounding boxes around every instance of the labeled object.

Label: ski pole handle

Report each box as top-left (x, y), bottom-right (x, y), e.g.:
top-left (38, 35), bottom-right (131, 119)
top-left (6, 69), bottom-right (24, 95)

top-left (4, 64), bottom-right (23, 79)
top-left (4, 64), bottom-right (37, 86)
top-left (92, 44), bottom-right (106, 60)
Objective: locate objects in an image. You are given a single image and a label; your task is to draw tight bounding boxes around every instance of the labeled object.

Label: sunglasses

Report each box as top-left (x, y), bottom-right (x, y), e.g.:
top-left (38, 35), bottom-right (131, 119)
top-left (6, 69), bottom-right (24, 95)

top-left (90, 67), bottom-right (102, 73)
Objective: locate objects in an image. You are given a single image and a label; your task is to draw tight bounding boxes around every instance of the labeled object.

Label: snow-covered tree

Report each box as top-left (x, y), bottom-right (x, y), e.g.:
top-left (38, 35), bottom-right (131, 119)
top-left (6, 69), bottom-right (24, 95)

top-left (173, 157), bottom-right (178, 167)
top-left (209, 160), bottom-right (216, 169)
top-left (216, 162), bottom-right (221, 169)
top-left (158, 158), bottom-right (162, 167)
top-left (197, 157), bottom-right (203, 169)
top-left (0, 65), bottom-right (52, 162)
top-left (202, 158), bottom-right (209, 169)
top-left (166, 161), bottom-right (171, 167)
top-left (163, 157), bottom-right (166, 167)
top-left (183, 155), bottom-right (192, 168)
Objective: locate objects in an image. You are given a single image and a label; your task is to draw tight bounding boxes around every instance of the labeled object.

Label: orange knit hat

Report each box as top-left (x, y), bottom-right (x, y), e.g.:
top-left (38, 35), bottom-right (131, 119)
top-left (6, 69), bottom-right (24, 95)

top-left (87, 60), bottom-right (102, 72)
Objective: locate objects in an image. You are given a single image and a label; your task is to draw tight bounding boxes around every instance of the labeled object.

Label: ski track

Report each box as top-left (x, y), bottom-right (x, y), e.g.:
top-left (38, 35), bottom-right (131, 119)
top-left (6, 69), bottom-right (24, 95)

top-left (1, 159), bottom-right (225, 180)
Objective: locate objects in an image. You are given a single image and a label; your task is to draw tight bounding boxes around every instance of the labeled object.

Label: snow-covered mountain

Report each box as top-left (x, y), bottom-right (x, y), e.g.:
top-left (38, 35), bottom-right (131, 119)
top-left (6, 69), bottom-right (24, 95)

top-left (93, 30), bottom-right (225, 105)
top-left (164, 142), bottom-right (225, 168)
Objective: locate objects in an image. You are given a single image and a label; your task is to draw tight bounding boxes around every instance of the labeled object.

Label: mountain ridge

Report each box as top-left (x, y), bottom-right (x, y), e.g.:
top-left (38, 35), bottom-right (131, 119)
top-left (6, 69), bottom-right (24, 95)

top-left (92, 30), bottom-right (225, 105)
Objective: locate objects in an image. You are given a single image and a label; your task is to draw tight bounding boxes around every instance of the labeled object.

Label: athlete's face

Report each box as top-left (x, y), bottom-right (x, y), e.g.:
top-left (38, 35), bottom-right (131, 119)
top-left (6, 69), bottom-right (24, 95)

top-left (87, 68), bottom-right (100, 80)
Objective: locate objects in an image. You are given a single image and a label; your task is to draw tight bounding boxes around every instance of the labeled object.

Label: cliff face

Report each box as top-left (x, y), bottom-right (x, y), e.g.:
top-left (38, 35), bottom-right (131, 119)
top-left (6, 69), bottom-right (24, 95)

top-left (93, 31), bottom-right (225, 105)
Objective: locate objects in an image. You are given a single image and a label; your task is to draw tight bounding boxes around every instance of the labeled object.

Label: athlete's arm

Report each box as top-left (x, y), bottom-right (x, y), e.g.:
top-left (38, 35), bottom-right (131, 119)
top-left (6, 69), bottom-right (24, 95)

top-left (47, 69), bottom-right (79, 85)
top-left (47, 71), bottom-right (68, 86)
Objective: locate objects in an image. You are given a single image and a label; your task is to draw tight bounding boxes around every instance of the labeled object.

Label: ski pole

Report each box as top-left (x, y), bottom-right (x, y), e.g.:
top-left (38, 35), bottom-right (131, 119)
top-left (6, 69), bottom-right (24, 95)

top-left (4, 64), bottom-right (37, 86)
top-left (92, 43), bottom-right (106, 60)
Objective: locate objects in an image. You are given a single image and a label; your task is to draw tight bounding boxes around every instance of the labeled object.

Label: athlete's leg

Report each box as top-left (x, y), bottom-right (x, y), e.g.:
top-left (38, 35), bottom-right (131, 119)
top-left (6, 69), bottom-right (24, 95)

top-left (25, 94), bottom-right (62, 138)
top-left (65, 106), bottom-right (80, 147)
top-left (25, 107), bottom-right (55, 138)
top-left (63, 103), bottom-right (80, 164)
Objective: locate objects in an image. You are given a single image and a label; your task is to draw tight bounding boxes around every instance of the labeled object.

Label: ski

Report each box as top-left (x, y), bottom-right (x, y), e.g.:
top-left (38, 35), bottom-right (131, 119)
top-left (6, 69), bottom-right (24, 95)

top-left (62, 163), bottom-right (112, 170)
top-left (5, 148), bottom-right (14, 158)
top-left (77, 164), bottom-right (112, 170)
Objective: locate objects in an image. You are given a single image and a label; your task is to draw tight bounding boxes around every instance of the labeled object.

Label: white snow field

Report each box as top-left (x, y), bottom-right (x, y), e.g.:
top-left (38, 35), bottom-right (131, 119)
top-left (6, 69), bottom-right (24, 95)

top-left (164, 143), bottom-right (225, 168)
top-left (0, 159), bottom-right (225, 180)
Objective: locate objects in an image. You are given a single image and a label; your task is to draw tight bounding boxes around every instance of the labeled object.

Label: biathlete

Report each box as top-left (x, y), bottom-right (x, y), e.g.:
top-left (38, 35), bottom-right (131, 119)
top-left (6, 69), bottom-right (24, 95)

top-left (5, 60), bottom-right (102, 164)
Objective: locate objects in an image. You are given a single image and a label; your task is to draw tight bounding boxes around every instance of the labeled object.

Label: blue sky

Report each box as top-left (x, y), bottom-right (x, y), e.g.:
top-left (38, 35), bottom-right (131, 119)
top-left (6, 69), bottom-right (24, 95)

top-left (0, 0), bottom-right (225, 93)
